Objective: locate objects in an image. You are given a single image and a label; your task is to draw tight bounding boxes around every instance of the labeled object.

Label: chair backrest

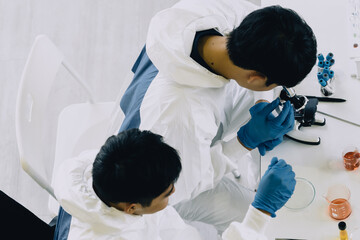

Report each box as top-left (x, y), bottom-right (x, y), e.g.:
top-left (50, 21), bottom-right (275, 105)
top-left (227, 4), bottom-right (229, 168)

top-left (15, 35), bottom-right (119, 202)
top-left (16, 35), bottom-right (69, 199)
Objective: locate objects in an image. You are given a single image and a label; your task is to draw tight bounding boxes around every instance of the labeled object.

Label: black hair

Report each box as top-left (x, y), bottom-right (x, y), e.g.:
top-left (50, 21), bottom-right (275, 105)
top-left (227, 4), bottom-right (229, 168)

top-left (227, 5), bottom-right (317, 87)
top-left (92, 128), bottom-right (181, 207)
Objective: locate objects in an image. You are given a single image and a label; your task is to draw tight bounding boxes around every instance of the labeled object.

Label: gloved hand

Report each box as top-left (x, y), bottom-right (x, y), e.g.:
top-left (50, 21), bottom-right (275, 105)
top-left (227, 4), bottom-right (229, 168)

top-left (257, 136), bottom-right (283, 156)
top-left (237, 99), bottom-right (294, 151)
top-left (252, 157), bottom-right (296, 217)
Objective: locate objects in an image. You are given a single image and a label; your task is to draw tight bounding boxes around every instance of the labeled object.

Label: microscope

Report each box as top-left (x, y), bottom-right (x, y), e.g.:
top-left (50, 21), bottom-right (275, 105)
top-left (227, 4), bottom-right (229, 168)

top-left (279, 87), bottom-right (325, 145)
top-left (231, 87), bottom-right (325, 180)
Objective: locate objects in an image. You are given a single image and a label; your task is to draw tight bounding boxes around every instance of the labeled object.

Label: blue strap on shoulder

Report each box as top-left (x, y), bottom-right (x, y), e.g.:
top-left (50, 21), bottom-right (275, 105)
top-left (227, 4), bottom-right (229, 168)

top-left (119, 45), bottom-right (159, 131)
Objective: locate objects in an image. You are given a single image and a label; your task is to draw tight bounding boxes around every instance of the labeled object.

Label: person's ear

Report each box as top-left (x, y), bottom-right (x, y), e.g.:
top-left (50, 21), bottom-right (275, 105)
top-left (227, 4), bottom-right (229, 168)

top-left (124, 203), bottom-right (138, 214)
top-left (247, 72), bottom-right (267, 85)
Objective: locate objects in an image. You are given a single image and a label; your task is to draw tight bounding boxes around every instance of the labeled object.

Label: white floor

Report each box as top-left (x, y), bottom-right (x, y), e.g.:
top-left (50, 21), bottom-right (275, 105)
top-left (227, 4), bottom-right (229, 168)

top-left (0, 0), bottom-right (259, 238)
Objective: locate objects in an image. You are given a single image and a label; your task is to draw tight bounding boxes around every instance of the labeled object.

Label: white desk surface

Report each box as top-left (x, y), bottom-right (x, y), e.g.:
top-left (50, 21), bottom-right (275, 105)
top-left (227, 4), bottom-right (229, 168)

top-left (261, 112), bottom-right (360, 239)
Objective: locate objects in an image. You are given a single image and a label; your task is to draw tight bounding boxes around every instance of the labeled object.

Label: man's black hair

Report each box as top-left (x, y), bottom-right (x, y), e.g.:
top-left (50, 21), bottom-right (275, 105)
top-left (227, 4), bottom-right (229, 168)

top-left (92, 128), bottom-right (181, 207)
top-left (227, 5), bottom-right (317, 87)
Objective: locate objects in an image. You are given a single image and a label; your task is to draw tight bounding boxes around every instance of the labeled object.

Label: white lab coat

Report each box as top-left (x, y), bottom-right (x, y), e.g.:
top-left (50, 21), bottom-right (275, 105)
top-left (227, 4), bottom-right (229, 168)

top-left (141, 0), bottom-right (274, 205)
top-left (54, 150), bottom-right (270, 240)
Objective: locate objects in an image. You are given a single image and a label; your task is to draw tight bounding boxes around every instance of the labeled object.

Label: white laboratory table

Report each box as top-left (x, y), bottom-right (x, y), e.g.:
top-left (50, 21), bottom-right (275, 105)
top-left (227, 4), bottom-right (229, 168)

top-left (261, 111), bottom-right (360, 239)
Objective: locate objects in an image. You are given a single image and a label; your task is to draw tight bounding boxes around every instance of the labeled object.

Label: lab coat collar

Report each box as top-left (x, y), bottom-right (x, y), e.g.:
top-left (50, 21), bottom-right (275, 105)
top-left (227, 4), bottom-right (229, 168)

top-left (82, 154), bottom-right (143, 227)
top-left (55, 150), bottom-right (143, 230)
top-left (146, 9), bottom-right (231, 88)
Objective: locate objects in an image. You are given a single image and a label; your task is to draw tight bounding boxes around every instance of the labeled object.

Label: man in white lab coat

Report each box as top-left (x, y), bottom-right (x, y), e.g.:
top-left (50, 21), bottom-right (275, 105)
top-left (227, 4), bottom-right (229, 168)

top-left (54, 129), bottom-right (296, 239)
top-left (118, 0), bottom-right (316, 233)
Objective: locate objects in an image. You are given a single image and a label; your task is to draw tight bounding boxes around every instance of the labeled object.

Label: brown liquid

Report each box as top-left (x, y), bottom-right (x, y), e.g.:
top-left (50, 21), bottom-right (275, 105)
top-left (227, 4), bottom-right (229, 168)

top-left (329, 198), bottom-right (351, 220)
top-left (343, 151), bottom-right (360, 170)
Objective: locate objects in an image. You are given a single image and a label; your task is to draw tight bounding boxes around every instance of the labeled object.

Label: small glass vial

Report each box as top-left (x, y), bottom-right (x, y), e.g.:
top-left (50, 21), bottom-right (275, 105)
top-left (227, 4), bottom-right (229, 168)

top-left (338, 221), bottom-right (349, 240)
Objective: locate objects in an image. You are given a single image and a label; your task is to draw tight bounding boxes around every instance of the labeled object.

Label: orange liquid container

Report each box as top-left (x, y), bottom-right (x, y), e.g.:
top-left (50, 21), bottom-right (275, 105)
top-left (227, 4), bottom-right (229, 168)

top-left (329, 198), bottom-right (352, 220)
top-left (343, 148), bottom-right (360, 171)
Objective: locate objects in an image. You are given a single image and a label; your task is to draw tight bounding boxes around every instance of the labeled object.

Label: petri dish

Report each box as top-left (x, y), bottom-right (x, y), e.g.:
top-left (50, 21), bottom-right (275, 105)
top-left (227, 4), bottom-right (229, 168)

top-left (285, 177), bottom-right (316, 210)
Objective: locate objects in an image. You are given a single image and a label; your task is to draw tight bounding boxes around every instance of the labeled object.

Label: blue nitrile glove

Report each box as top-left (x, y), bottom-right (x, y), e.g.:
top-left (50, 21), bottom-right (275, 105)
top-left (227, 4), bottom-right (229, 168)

top-left (237, 99), bottom-right (294, 151)
top-left (252, 157), bottom-right (296, 217)
top-left (257, 136), bottom-right (283, 156)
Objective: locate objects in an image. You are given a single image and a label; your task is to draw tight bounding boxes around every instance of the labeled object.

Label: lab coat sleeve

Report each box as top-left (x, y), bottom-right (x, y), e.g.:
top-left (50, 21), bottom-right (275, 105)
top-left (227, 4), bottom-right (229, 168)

top-left (211, 135), bottom-right (250, 186)
top-left (222, 205), bottom-right (270, 240)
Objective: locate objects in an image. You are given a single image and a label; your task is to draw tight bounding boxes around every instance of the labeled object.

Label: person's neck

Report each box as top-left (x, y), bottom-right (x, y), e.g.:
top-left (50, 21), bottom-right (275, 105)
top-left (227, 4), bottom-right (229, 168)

top-left (197, 35), bottom-right (236, 79)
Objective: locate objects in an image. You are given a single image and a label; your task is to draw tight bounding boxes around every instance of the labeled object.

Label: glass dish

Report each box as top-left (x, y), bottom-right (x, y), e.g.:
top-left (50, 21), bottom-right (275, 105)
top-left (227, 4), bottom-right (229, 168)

top-left (285, 177), bottom-right (316, 211)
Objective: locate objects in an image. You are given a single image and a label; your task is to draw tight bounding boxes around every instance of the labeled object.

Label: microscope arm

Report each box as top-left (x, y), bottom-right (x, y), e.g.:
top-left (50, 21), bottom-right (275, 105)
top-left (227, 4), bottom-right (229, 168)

top-left (285, 121), bottom-right (321, 145)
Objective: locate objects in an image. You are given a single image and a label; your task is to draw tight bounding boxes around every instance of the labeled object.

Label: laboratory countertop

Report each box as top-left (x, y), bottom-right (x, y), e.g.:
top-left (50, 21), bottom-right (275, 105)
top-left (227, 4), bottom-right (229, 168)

top-left (261, 112), bottom-right (360, 240)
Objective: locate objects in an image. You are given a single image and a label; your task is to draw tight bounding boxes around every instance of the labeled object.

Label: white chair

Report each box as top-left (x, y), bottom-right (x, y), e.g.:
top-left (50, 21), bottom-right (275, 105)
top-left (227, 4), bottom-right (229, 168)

top-left (15, 35), bottom-right (126, 217)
